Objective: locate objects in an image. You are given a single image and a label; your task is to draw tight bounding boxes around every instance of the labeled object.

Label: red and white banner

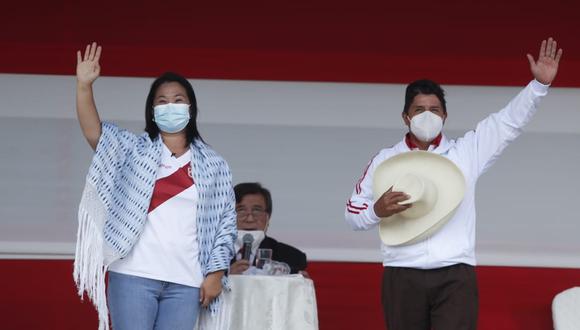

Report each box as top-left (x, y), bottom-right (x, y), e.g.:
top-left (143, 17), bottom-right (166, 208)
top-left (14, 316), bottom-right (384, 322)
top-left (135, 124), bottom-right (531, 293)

top-left (0, 0), bottom-right (579, 269)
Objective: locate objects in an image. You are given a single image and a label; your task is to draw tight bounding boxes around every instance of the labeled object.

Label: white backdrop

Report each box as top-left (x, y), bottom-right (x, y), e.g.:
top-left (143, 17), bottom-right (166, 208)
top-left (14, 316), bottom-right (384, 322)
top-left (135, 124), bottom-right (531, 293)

top-left (0, 73), bottom-right (579, 267)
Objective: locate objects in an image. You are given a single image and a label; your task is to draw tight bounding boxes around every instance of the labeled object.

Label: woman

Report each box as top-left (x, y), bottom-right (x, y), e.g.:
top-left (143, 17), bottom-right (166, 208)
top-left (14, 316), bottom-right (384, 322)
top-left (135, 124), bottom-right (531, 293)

top-left (73, 42), bottom-right (237, 330)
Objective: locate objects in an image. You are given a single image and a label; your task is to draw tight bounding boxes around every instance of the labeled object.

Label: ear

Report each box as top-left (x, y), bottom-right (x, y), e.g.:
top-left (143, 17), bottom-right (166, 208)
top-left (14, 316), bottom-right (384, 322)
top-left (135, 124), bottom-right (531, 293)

top-left (264, 214), bottom-right (271, 232)
top-left (402, 111), bottom-right (411, 126)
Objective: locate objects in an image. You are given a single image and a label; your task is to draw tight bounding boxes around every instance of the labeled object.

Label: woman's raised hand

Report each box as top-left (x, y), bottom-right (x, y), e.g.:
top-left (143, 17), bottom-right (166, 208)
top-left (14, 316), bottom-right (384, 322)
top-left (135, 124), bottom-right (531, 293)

top-left (75, 42), bottom-right (103, 150)
top-left (76, 42), bottom-right (102, 85)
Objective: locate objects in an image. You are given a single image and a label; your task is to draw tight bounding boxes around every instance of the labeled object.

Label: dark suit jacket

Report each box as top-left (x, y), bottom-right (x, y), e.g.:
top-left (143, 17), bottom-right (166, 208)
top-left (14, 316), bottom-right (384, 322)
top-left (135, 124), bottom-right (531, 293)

top-left (258, 236), bottom-right (307, 274)
top-left (232, 236), bottom-right (307, 274)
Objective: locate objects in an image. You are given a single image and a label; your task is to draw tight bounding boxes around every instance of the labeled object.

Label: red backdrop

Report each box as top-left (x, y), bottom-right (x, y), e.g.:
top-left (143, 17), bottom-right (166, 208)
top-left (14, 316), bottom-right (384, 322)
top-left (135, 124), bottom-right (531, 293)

top-left (0, 0), bottom-right (579, 87)
top-left (1, 260), bottom-right (580, 329)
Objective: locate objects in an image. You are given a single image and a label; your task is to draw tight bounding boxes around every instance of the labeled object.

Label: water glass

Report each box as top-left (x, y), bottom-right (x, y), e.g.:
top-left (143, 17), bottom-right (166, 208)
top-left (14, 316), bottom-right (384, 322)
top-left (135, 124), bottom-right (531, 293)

top-left (256, 248), bottom-right (273, 269)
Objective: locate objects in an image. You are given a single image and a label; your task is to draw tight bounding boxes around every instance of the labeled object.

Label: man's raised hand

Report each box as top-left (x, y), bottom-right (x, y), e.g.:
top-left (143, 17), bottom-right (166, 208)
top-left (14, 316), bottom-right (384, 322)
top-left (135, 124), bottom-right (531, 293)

top-left (527, 37), bottom-right (563, 85)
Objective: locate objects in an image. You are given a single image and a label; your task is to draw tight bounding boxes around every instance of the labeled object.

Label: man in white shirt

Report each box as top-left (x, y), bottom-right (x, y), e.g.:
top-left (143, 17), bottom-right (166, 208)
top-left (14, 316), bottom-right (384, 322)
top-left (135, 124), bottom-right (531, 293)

top-left (345, 38), bottom-right (562, 330)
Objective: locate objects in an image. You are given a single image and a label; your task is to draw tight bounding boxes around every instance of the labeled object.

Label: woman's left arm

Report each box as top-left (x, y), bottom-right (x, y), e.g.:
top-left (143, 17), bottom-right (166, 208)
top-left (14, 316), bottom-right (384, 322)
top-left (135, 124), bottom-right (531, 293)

top-left (200, 270), bottom-right (225, 307)
top-left (200, 161), bottom-right (237, 306)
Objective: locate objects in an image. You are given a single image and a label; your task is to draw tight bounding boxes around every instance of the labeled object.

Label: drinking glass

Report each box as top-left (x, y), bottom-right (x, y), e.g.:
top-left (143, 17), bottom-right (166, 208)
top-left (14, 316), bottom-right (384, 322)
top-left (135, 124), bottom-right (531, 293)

top-left (256, 248), bottom-right (273, 269)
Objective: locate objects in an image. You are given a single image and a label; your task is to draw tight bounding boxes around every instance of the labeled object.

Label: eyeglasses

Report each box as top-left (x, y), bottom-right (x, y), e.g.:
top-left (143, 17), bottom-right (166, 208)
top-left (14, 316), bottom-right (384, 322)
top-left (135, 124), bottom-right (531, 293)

top-left (236, 208), bottom-right (267, 219)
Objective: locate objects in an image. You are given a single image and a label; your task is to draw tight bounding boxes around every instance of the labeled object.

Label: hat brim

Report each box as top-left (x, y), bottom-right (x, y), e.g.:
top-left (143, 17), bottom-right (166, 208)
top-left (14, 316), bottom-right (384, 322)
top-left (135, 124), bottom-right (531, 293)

top-left (373, 151), bottom-right (465, 246)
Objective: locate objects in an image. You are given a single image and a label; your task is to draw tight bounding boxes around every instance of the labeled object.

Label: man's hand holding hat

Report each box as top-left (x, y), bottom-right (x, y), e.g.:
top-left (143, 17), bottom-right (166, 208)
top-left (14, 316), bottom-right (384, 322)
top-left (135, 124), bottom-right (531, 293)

top-left (373, 188), bottom-right (412, 218)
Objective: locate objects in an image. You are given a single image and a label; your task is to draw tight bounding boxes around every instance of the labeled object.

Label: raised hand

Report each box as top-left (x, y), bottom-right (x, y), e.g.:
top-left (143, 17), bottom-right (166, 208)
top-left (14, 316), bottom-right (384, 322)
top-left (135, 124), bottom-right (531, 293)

top-left (527, 38), bottom-right (563, 85)
top-left (76, 42), bottom-right (102, 85)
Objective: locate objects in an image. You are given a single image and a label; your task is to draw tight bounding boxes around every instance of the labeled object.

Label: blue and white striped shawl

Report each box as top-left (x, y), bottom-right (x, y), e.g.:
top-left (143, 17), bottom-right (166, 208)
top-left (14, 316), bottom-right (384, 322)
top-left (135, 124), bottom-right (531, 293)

top-left (74, 122), bottom-right (237, 330)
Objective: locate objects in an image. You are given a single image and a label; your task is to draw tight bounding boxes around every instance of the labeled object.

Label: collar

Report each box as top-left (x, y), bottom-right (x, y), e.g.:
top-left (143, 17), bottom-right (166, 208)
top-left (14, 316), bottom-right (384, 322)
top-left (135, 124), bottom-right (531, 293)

top-left (405, 132), bottom-right (442, 150)
top-left (396, 133), bottom-right (451, 155)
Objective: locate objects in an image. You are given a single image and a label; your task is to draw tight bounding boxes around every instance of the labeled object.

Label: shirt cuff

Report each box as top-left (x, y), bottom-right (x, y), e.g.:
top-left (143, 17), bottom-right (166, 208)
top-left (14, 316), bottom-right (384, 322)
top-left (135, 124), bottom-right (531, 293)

top-left (531, 79), bottom-right (550, 95)
top-left (368, 202), bottom-right (382, 223)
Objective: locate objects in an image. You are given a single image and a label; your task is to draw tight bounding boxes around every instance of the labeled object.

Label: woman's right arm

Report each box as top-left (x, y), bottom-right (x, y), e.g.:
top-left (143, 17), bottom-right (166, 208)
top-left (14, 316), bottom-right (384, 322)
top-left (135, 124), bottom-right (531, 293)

top-left (76, 42), bottom-right (103, 150)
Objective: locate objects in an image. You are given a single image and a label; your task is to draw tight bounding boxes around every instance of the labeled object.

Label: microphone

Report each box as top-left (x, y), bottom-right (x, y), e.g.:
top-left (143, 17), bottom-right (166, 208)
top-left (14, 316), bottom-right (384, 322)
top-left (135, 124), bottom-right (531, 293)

top-left (242, 234), bottom-right (254, 261)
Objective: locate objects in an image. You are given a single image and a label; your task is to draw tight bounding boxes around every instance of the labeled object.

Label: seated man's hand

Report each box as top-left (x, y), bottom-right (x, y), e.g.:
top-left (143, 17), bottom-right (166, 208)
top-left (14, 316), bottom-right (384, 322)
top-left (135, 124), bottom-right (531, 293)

top-left (230, 259), bottom-right (251, 274)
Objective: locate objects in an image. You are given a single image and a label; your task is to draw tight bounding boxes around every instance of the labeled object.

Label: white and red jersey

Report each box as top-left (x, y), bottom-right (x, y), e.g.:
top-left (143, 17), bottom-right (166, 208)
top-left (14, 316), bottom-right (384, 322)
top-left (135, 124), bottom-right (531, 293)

top-left (109, 144), bottom-right (203, 288)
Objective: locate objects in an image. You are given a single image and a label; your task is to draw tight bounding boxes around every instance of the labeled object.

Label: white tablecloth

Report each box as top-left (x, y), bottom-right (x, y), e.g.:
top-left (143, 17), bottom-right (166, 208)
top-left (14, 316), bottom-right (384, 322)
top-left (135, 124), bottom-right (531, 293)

top-left (195, 274), bottom-right (319, 330)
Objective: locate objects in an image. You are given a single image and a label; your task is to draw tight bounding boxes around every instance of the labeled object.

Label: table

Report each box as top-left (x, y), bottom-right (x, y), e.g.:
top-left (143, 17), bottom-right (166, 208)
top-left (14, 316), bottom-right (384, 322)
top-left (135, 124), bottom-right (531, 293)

top-left (195, 274), bottom-right (319, 330)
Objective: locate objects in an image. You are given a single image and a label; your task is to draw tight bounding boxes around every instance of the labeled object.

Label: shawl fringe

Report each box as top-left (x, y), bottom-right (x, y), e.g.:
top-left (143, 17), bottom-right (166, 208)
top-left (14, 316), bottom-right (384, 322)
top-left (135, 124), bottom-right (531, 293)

top-left (74, 181), bottom-right (116, 330)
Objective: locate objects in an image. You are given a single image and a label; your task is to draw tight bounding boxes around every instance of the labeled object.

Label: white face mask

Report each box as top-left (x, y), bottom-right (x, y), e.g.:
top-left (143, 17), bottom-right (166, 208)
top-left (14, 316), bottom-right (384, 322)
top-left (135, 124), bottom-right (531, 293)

top-left (234, 230), bottom-right (266, 257)
top-left (409, 111), bottom-right (443, 142)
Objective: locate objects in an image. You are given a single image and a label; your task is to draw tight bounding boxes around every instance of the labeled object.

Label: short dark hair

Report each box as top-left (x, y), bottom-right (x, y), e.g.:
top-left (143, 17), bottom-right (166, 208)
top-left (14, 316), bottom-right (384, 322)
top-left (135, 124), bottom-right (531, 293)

top-left (403, 79), bottom-right (447, 114)
top-left (234, 182), bottom-right (273, 216)
top-left (144, 72), bottom-right (203, 145)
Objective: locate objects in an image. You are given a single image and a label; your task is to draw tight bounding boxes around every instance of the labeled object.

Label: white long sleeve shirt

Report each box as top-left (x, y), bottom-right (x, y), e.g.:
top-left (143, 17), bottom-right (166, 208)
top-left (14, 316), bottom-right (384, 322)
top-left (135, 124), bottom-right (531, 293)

top-left (345, 80), bottom-right (549, 269)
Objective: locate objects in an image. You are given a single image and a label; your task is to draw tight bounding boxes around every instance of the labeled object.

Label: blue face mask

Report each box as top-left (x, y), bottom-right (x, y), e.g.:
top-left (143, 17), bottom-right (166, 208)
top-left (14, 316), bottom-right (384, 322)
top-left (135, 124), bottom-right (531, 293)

top-left (153, 103), bottom-right (191, 133)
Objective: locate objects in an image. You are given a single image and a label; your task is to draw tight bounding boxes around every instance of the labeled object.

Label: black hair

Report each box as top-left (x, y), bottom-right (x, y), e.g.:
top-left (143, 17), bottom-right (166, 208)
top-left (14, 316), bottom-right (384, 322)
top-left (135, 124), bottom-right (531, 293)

top-left (234, 182), bottom-right (273, 216)
top-left (144, 72), bottom-right (203, 145)
top-left (403, 79), bottom-right (447, 114)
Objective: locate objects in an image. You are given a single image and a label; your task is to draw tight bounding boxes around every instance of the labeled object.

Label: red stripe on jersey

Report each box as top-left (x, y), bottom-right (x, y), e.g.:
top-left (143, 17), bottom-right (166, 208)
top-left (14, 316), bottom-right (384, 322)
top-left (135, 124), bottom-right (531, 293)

top-left (355, 162), bottom-right (371, 194)
top-left (355, 153), bottom-right (377, 194)
top-left (347, 201), bottom-right (368, 210)
top-left (347, 209), bottom-right (360, 214)
top-left (354, 150), bottom-right (385, 194)
top-left (148, 163), bottom-right (194, 213)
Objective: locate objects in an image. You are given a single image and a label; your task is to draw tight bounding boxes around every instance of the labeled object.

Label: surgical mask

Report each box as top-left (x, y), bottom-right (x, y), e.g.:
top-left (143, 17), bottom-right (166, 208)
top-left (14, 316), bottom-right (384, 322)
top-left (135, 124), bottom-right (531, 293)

top-left (153, 103), bottom-right (190, 133)
top-left (234, 230), bottom-right (266, 257)
top-left (409, 111), bottom-right (443, 142)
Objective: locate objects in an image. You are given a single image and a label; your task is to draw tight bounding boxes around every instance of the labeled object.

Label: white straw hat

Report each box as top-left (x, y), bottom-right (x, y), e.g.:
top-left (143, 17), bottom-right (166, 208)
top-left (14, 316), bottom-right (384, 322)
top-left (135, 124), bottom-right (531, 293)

top-left (373, 151), bottom-right (466, 246)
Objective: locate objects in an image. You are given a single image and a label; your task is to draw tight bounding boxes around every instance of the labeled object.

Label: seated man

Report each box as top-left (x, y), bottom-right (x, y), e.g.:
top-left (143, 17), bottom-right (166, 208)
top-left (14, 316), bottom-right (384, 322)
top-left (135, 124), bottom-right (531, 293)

top-left (230, 182), bottom-right (307, 275)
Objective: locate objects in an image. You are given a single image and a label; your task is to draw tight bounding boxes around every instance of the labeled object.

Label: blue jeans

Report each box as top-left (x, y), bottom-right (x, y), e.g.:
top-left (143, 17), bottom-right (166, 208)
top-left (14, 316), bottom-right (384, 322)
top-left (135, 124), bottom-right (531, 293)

top-left (107, 272), bottom-right (201, 330)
